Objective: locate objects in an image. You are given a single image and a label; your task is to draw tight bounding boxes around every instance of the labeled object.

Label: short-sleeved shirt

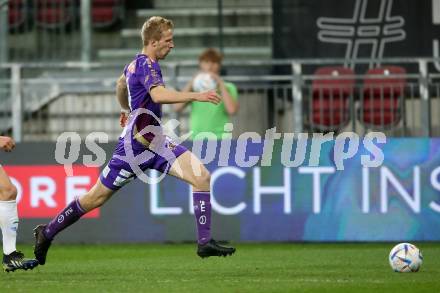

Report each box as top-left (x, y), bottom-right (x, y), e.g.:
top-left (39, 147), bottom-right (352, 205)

top-left (124, 53), bottom-right (164, 144)
top-left (99, 54), bottom-right (188, 191)
top-left (190, 82), bottom-right (238, 140)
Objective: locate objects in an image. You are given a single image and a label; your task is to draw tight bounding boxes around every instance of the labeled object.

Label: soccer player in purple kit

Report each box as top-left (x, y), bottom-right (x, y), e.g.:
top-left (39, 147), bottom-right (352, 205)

top-left (33, 16), bottom-right (236, 265)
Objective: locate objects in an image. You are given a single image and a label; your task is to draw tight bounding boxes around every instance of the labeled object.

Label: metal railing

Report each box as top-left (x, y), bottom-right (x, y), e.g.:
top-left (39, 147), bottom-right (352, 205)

top-left (2, 0), bottom-right (83, 62)
top-left (1, 57), bottom-right (440, 141)
top-left (0, 0), bottom-right (126, 63)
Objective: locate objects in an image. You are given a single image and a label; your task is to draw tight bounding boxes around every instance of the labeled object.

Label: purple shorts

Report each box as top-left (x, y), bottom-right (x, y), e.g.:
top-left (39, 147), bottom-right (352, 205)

top-left (100, 136), bottom-right (187, 191)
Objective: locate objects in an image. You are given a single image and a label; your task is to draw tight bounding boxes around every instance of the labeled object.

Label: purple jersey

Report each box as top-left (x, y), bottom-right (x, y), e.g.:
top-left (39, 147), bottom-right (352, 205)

top-left (124, 54), bottom-right (164, 143)
top-left (99, 54), bottom-right (187, 191)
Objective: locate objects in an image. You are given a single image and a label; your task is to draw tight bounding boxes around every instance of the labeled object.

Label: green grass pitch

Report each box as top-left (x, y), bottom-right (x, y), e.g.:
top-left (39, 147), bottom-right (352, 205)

top-left (3, 243), bottom-right (440, 292)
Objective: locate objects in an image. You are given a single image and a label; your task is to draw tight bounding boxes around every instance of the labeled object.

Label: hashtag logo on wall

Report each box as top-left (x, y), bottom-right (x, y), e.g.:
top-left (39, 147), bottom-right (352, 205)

top-left (317, 0), bottom-right (406, 68)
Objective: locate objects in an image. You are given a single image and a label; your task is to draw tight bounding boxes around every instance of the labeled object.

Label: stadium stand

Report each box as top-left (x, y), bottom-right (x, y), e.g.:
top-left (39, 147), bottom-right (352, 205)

top-left (2, 0), bottom-right (439, 139)
top-left (310, 66), bottom-right (355, 132)
top-left (35, 0), bottom-right (75, 29)
top-left (98, 0), bottom-right (272, 62)
top-left (359, 66), bottom-right (406, 130)
top-left (8, 0), bottom-right (27, 31)
top-left (92, 0), bottom-right (123, 29)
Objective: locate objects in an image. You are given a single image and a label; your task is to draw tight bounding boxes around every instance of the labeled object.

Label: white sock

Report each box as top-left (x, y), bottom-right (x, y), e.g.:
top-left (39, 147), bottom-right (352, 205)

top-left (0, 200), bottom-right (18, 255)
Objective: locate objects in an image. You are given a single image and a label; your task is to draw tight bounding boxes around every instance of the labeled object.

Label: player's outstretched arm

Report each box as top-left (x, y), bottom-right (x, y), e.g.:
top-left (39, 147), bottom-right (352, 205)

top-left (0, 136), bottom-right (15, 152)
top-left (151, 85), bottom-right (221, 105)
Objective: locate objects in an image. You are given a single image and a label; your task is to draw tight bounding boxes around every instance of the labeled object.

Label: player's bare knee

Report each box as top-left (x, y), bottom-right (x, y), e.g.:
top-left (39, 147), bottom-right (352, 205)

top-left (0, 184), bottom-right (17, 201)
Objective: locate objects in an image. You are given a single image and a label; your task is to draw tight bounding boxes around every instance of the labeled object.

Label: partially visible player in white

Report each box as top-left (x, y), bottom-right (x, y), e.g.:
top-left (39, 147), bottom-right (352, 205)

top-left (0, 136), bottom-right (38, 272)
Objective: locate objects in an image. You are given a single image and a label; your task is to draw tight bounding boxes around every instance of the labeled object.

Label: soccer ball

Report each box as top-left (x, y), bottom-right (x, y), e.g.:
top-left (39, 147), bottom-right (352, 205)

top-left (192, 73), bottom-right (217, 92)
top-left (389, 243), bottom-right (423, 272)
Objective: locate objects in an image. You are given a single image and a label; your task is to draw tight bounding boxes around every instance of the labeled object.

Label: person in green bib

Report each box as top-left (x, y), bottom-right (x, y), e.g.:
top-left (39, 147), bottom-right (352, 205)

top-left (175, 48), bottom-right (239, 140)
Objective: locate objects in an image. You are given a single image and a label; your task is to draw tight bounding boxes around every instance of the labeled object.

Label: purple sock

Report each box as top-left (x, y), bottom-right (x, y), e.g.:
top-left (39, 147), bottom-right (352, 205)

top-left (43, 197), bottom-right (86, 240)
top-left (193, 191), bottom-right (212, 245)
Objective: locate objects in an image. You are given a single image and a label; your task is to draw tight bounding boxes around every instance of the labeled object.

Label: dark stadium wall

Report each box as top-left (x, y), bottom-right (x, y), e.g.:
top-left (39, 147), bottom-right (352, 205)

top-left (273, 0), bottom-right (435, 59)
top-left (125, 1), bottom-right (154, 9)
top-left (2, 140), bottom-right (440, 244)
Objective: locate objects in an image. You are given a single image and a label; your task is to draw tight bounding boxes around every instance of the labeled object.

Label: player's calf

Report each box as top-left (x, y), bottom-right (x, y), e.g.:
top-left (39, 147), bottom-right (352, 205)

top-left (33, 196), bottom-right (88, 265)
top-left (34, 198), bottom-right (85, 265)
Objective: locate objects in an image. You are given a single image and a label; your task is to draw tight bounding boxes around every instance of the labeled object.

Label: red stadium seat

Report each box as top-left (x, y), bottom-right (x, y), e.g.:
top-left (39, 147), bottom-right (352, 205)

top-left (360, 66), bottom-right (406, 129)
top-left (36, 0), bottom-right (75, 29)
top-left (8, 0), bottom-right (26, 31)
top-left (310, 66), bottom-right (355, 132)
top-left (92, 0), bottom-right (123, 29)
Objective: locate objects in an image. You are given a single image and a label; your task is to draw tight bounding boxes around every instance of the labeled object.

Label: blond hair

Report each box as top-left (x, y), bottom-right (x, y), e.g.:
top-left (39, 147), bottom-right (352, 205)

top-left (141, 16), bottom-right (174, 46)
